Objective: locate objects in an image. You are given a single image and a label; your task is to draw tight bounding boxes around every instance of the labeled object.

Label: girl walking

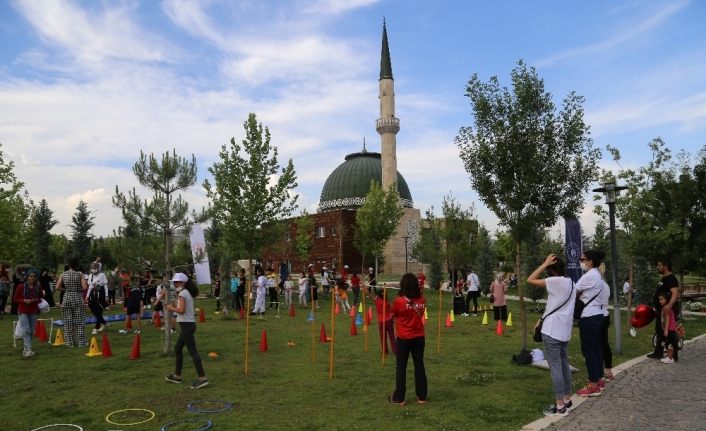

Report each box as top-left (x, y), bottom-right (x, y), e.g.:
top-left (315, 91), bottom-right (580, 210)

top-left (14, 269), bottom-right (44, 357)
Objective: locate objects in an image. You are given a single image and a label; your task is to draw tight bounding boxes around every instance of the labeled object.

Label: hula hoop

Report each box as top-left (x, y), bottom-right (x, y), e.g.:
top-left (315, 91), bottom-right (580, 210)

top-left (105, 408), bottom-right (156, 426)
top-left (161, 418), bottom-right (213, 431)
top-left (31, 425), bottom-right (83, 431)
top-left (187, 400), bottom-right (233, 414)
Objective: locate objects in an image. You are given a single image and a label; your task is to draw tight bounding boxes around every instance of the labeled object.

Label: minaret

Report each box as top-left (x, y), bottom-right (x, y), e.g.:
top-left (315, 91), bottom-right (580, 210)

top-left (376, 20), bottom-right (400, 194)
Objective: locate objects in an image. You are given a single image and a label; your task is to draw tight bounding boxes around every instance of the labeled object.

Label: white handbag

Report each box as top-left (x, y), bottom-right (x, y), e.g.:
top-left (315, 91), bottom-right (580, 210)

top-left (38, 298), bottom-right (51, 313)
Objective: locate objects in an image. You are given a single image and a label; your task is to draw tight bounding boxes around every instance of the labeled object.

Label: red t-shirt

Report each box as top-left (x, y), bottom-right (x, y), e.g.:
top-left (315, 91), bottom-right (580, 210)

top-left (418, 274), bottom-right (426, 288)
top-left (392, 295), bottom-right (426, 339)
top-left (351, 275), bottom-right (360, 288)
top-left (374, 297), bottom-right (393, 322)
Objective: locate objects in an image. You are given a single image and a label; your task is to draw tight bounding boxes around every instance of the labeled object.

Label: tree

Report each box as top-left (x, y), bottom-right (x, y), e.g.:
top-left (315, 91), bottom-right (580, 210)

top-left (294, 210), bottom-right (314, 267)
top-left (440, 193), bottom-right (477, 286)
top-left (456, 60), bottom-right (600, 350)
top-left (113, 149), bottom-right (198, 354)
top-left (411, 208), bottom-right (444, 290)
top-left (472, 225), bottom-right (496, 295)
top-left (0, 143), bottom-right (32, 264)
top-left (31, 199), bottom-right (58, 270)
top-left (354, 180), bottom-right (404, 276)
top-left (70, 200), bottom-right (95, 267)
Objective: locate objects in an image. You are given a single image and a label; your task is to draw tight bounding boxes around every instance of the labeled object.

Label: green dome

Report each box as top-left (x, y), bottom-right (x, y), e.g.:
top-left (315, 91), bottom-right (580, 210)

top-left (318, 151), bottom-right (413, 212)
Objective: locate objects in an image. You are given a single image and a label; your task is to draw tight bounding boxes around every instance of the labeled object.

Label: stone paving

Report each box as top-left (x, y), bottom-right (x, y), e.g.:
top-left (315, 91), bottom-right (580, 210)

top-left (528, 334), bottom-right (706, 431)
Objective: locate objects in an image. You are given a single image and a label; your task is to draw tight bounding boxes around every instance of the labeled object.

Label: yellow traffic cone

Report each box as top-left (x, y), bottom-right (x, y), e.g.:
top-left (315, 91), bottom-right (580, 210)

top-left (507, 312), bottom-right (513, 327)
top-left (85, 336), bottom-right (102, 357)
top-left (358, 302), bottom-right (363, 313)
top-left (424, 308), bottom-right (429, 320)
top-left (450, 309), bottom-right (455, 322)
top-left (52, 328), bottom-right (65, 346)
top-left (482, 311), bottom-right (488, 325)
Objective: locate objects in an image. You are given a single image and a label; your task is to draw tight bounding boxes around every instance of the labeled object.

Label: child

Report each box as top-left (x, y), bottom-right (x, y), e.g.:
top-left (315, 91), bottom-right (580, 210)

top-left (119, 276), bottom-right (143, 334)
top-left (251, 269), bottom-right (267, 315)
top-left (229, 271), bottom-right (239, 311)
top-left (658, 292), bottom-right (679, 364)
top-left (372, 287), bottom-right (396, 355)
top-left (283, 274), bottom-right (294, 308)
top-left (213, 273), bottom-right (222, 311)
top-left (350, 270), bottom-right (361, 306)
top-left (153, 274), bottom-right (176, 332)
top-left (266, 268), bottom-right (278, 309)
top-left (298, 272), bottom-right (309, 308)
top-left (85, 262), bottom-right (108, 335)
top-left (236, 269), bottom-right (246, 311)
top-left (335, 278), bottom-right (351, 314)
top-left (308, 273), bottom-right (319, 309)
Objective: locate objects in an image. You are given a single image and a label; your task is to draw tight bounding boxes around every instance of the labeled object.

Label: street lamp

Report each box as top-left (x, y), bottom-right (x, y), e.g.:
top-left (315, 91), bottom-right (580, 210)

top-left (593, 181), bottom-right (628, 354)
top-left (402, 236), bottom-right (409, 274)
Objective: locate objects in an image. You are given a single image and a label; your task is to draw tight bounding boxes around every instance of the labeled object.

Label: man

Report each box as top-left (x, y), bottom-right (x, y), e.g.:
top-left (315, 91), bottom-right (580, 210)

top-left (465, 268), bottom-right (480, 317)
top-left (647, 260), bottom-right (679, 359)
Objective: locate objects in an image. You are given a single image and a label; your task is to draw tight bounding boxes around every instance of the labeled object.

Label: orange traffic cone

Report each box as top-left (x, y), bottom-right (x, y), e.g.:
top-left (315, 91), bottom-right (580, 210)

top-left (445, 313), bottom-right (453, 328)
top-left (37, 321), bottom-right (48, 343)
top-left (239, 308), bottom-right (245, 320)
top-left (349, 306), bottom-right (357, 317)
top-left (101, 333), bottom-right (113, 358)
top-left (350, 318), bottom-right (358, 336)
top-left (34, 319), bottom-right (41, 336)
top-left (129, 333), bottom-right (141, 360)
top-left (289, 305), bottom-right (295, 318)
top-left (259, 329), bottom-right (268, 352)
top-left (125, 314), bottom-right (133, 330)
top-left (198, 308), bottom-right (206, 323)
top-left (154, 312), bottom-right (162, 328)
top-left (335, 302), bottom-right (340, 314)
top-left (496, 319), bottom-right (504, 336)
top-left (367, 308), bottom-right (373, 324)
top-left (320, 323), bottom-right (328, 343)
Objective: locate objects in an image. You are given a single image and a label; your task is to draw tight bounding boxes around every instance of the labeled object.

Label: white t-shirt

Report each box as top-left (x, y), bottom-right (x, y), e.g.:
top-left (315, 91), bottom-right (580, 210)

top-left (466, 273), bottom-right (480, 292)
top-left (575, 268), bottom-right (604, 318)
top-left (622, 282), bottom-right (630, 294)
top-left (541, 277), bottom-right (576, 342)
top-left (176, 289), bottom-right (195, 323)
top-left (599, 280), bottom-right (611, 316)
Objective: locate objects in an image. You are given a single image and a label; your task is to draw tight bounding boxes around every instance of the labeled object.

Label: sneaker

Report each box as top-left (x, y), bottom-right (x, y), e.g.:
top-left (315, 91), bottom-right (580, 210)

top-left (23, 350), bottom-right (35, 358)
top-left (597, 379), bottom-right (605, 388)
top-left (461, 313), bottom-right (469, 317)
top-left (543, 405), bottom-right (568, 416)
top-left (564, 400), bottom-right (573, 409)
top-left (165, 374), bottom-right (182, 384)
top-left (646, 352), bottom-right (662, 359)
top-left (388, 395), bottom-right (405, 406)
top-left (118, 329), bottom-right (128, 334)
top-left (576, 383), bottom-right (601, 397)
top-left (134, 329), bottom-right (141, 334)
top-left (660, 357), bottom-right (674, 364)
top-left (604, 370), bottom-right (614, 380)
top-left (472, 313), bottom-right (477, 317)
top-left (417, 399), bottom-right (427, 405)
top-left (91, 329), bottom-right (98, 335)
top-left (190, 379), bottom-right (209, 389)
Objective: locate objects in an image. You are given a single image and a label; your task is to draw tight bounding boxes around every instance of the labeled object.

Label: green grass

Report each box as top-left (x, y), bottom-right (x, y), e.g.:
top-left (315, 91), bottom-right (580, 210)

top-left (3, 292), bottom-right (706, 431)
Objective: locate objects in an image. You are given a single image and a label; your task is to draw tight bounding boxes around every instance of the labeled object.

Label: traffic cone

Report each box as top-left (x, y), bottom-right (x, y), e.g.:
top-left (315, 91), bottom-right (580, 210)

top-left (320, 323), bottom-right (328, 343)
top-left (259, 329), bottom-right (268, 352)
top-left (154, 312), bottom-right (162, 328)
top-left (126, 314), bottom-right (133, 330)
top-left (37, 321), bottom-right (48, 343)
top-left (335, 302), bottom-right (340, 314)
top-left (307, 310), bottom-right (315, 322)
top-left (198, 308), bottom-right (206, 323)
top-left (350, 319), bottom-right (357, 336)
top-left (358, 302), bottom-right (363, 313)
top-left (52, 328), bottom-right (65, 346)
top-left (239, 308), bottom-right (245, 320)
top-left (424, 308), bottom-right (429, 320)
top-left (355, 313), bottom-right (363, 326)
top-left (445, 313), bottom-right (452, 327)
top-left (129, 333), bottom-right (141, 360)
top-left (367, 307), bottom-right (373, 323)
top-left (482, 311), bottom-right (488, 325)
top-left (101, 333), bottom-right (113, 358)
top-left (34, 319), bottom-right (40, 336)
top-left (85, 336), bottom-right (102, 357)
top-left (496, 319), bottom-right (504, 336)
top-left (350, 306), bottom-right (357, 317)
top-left (507, 312), bottom-right (513, 327)
top-left (289, 305), bottom-right (295, 318)
top-left (450, 310), bottom-right (455, 322)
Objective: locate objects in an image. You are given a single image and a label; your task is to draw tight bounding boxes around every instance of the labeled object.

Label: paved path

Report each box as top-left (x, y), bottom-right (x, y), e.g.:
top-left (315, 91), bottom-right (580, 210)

top-left (524, 334), bottom-right (706, 430)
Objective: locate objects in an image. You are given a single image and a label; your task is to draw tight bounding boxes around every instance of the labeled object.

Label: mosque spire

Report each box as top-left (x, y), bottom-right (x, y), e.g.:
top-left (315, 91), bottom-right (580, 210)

top-left (376, 19), bottom-right (399, 193)
top-left (380, 18), bottom-right (393, 80)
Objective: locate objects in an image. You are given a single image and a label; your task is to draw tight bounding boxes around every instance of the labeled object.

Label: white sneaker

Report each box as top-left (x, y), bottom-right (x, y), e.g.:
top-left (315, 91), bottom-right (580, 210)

top-left (461, 313), bottom-right (468, 317)
top-left (660, 357), bottom-right (674, 364)
top-left (23, 350), bottom-right (35, 358)
top-left (98, 325), bottom-right (106, 332)
top-left (118, 329), bottom-right (128, 334)
top-left (91, 329), bottom-right (98, 335)
top-left (134, 329), bottom-right (141, 334)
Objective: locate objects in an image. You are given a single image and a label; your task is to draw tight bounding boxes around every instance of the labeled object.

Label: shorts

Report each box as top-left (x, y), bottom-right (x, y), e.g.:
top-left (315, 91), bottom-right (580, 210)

top-left (126, 295), bottom-right (142, 315)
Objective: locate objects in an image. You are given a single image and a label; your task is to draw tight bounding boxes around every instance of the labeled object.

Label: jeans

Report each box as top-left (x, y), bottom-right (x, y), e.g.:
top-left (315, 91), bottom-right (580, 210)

top-left (601, 315), bottom-right (612, 369)
top-left (19, 313), bottom-right (38, 352)
top-left (393, 336), bottom-right (427, 402)
top-left (578, 314), bottom-right (604, 382)
top-left (175, 322), bottom-right (205, 377)
top-left (542, 333), bottom-right (572, 399)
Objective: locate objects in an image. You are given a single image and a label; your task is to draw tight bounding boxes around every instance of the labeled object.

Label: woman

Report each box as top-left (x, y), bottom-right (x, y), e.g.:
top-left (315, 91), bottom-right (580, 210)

top-left (389, 273), bottom-right (427, 406)
top-left (165, 273), bottom-right (208, 389)
top-left (575, 250), bottom-right (607, 397)
top-left (85, 262), bottom-right (108, 335)
top-left (528, 254), bottom-right (575, 416)
top-left (55, 258), bottom-right (88, 347)
top-left (14, 269), bottom-right (45, 357)
top-left (489, 273), bottom-right (509, 322)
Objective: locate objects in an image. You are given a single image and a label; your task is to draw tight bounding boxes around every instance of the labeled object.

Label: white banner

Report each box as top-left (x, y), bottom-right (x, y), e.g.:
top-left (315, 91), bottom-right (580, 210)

top-left (189, 224), bottom-right (211, 285)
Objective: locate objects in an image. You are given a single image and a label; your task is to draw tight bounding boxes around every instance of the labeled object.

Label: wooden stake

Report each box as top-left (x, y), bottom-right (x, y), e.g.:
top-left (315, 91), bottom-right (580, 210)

top-left (244, 279), bottom-right (252, 375)
top-left (329, 284), bottom-right (335, 380)
top-left (436, 283), bottom-right (442, 353)
top-left (382, 284), bottom-right (387, 367)
top-left (311, 281), bottom-right (316, 362)
top-left (362, 286), bottom-right (368, 352)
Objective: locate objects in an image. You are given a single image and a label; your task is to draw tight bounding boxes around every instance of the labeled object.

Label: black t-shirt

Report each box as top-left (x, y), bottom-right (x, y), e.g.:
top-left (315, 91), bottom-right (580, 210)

top-left (654, 273), bottom-right (679, 311)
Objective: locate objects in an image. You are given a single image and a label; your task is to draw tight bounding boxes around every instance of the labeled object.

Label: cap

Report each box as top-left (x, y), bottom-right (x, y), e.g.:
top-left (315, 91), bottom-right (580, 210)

top-left (344, 265), bottom-right (349, 269)
top-left (323, 266), bottom-right (328, 270)
top-left (172, 273), bottom-right (188, 283)
top-left (369, 267), bottom-right (374, 272)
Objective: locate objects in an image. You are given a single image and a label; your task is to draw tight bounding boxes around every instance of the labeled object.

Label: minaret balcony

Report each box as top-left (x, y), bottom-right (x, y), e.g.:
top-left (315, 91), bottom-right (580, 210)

top-left (376, 117), bottom-right (400, 134)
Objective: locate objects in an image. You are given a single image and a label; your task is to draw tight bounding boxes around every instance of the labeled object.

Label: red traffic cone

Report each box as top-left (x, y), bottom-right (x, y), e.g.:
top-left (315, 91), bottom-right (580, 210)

top-left (496, 319), bottom-right (504, 336)
top-left (102, 333), bottom-right (113, 358)
top-left (198, 308), bottom-right (206, 323)
top-left (335, 302), bottom-right (340, 314)
top-left (259, 329), bottom-right (268, 352)
top-left (239, 308), bottom-right (245, 320)
top-left (289, 305), bottom-right (295, 318)
top-left (125, 314), bottom-right (133, 330)
top-left (367, 308), bottom-right (373, 324)
top-left (38, 321), bottom-right (49, 343)
top-left (129, 333), bottom-right (141, 360)
top-left (320, 323), bottom-right (328, 343)
top-left (349, 306), bottom-right (357, 317)
top-left (445, 313), bottom-right (453, 328)
top-left (154, 312), bottom-right (162, 328)
top-left (350, 319), bottom-right (358, 336)
top-left (34, 319), bottom-right (41, 337)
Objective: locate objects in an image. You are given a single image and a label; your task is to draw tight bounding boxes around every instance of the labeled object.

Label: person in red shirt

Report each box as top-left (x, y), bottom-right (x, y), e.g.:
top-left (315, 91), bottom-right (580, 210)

top-left (350, 270), bottom-right (361, 306)
top-left (372, 287), bottom-right (396, 355)
top-left (14, 269), bottom-right (44, 357)
top-left (389, 273), bottom-right (427, 406)
top-left (417, 270), bottom-right (426, 290)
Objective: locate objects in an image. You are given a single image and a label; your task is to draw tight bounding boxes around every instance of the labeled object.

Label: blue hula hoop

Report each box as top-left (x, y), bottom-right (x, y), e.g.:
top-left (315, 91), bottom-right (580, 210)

top-left (160, 418), bottom-right (213, 431)
top-left (186, 400), bottom-right (233, 414)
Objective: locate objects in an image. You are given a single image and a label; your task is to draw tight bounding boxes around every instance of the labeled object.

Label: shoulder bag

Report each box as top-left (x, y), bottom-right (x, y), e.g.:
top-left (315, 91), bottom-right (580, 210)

top-left (573, 287), bottom-right (602, 320)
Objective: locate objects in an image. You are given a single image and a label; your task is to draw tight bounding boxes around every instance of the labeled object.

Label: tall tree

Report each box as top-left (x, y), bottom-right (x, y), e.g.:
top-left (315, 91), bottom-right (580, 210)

top-left (354, 180), bottom-right (404, 275)
top-left (456, 60), bottom-right (600, 350)
top-left (440, 193), bottom-right (477, 286)
top-left (70, 200), bottom-right (95, 267)
top-left (113, 149), bottom-right (198, 354)
top-left (31, 199), bottom-right (58, 270)
top-left (411, 208), bottom-right (444, 290)
top-left (0, 143), bottom-right (32, 264)
top-left (472, 225), bottom-right (496, 295)
top-left (294, 210), bottom-right (314, 268)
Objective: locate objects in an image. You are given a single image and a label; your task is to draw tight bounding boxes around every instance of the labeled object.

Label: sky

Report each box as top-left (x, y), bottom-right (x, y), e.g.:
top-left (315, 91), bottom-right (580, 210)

top-left (1, 0), bottom-right (705, 239)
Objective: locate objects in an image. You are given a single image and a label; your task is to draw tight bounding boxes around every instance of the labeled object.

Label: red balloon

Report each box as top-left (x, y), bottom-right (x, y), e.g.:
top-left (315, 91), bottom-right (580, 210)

top-left (631, 304), bottom-right (656, 328)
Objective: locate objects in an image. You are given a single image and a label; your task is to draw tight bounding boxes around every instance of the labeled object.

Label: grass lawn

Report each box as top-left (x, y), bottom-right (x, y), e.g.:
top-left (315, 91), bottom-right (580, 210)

top-left (3, 290), bottom-right (705, 431)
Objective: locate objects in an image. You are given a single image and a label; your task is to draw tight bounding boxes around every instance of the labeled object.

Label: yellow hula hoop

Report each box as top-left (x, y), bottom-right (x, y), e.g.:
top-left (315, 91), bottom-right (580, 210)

top-left (105, 408), bottom-right (156, 426)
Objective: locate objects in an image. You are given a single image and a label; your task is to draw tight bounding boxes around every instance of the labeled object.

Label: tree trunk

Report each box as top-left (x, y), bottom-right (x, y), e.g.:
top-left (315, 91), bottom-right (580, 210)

top-left (516, 239), bottom-right (528, 350)
top-left (162, 193), bottom-right (173, 355)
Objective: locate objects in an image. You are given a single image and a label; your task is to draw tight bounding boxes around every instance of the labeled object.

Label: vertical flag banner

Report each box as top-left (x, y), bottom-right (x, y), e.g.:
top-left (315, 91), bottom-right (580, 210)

top-left (189, 224), bottom-right (212, 285)
top-left (564, 216), bottom-right (583, 283)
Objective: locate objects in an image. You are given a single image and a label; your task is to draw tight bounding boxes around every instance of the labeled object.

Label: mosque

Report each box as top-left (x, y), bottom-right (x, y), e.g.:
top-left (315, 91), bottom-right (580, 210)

top-left (261, 22), bottom-right (422, 276)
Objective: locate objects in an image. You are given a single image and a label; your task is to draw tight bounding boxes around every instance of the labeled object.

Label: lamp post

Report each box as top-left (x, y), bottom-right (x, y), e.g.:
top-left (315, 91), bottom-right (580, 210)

top-left (402, 236), bottom-right (409, 274)
top-left (593, 181), bottom-right (628, 354)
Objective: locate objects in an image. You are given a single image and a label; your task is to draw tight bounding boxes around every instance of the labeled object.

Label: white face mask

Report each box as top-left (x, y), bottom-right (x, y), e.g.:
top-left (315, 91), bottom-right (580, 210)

top-left (580, 262), bottom-right (589, 272)
top-left (91, 269), bottom-right (98, 274)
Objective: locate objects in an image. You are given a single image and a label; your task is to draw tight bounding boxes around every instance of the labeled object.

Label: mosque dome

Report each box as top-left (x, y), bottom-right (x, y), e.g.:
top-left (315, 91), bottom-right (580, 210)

top-left (318, 151), bottom-right (413, 212)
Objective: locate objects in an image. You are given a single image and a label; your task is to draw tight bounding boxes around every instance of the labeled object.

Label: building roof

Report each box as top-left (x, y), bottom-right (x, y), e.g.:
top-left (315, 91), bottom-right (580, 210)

top-left (318, 151), bottom-right (413, 212)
